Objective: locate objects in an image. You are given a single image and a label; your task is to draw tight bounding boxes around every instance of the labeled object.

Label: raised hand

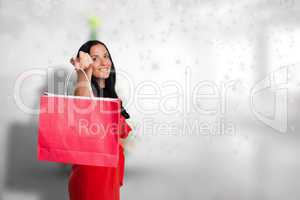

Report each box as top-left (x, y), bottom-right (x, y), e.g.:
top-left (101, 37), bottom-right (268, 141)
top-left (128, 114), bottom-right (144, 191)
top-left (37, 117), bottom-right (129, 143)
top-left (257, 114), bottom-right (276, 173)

top-left (70, 51), bottom-right (94, 71)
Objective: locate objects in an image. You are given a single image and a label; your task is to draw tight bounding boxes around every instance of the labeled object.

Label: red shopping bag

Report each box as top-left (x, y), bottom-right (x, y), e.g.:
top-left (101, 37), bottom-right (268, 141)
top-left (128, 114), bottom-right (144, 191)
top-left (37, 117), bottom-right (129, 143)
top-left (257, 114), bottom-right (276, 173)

top-left (37, 93), bottom-right (121, 167)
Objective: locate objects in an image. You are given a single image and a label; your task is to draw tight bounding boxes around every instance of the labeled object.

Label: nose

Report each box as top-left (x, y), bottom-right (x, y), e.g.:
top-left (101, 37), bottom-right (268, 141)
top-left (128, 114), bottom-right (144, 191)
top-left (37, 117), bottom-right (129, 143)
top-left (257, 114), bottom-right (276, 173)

top-left (101, 60), bottom-right (110, 67)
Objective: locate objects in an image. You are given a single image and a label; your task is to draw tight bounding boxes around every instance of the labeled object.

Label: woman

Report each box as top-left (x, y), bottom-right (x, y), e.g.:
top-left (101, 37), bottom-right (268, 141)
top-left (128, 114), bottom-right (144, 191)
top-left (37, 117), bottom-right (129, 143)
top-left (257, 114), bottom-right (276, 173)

top-left (68, 40), bottom-right (132, 200)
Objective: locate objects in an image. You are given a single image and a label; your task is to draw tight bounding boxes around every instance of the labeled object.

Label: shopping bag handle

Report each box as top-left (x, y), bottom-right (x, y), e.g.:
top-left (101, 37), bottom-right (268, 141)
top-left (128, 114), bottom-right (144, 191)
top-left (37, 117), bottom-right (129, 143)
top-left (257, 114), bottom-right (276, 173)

top-left (64, 68), bottom-right (95, 98)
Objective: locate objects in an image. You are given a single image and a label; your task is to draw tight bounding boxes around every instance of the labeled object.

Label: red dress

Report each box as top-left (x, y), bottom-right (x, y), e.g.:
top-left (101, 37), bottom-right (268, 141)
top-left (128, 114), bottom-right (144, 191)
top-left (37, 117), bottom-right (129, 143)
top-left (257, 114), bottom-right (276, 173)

top-left (68, 115), bottom-right (132, 200)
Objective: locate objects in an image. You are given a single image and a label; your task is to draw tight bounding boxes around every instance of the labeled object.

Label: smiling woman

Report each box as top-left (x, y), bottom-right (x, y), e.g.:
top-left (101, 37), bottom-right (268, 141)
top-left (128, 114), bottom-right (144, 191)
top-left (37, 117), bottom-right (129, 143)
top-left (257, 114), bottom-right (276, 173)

top-left (89, 44), bottom-right (112, 82)
top-left (68, 40), bottom-right (132, 200)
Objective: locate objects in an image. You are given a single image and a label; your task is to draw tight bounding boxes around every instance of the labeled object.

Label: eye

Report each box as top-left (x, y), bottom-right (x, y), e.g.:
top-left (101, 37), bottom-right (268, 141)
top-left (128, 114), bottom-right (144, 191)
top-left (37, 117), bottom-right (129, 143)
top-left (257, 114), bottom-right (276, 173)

top-left (104, 54), bottom-right (109, 58)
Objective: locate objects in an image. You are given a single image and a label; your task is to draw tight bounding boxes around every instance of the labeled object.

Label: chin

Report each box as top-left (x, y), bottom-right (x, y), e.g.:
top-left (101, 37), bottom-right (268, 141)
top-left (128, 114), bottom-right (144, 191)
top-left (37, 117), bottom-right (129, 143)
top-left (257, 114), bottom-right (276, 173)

top-left (93, 72), bottom-right (110, 79)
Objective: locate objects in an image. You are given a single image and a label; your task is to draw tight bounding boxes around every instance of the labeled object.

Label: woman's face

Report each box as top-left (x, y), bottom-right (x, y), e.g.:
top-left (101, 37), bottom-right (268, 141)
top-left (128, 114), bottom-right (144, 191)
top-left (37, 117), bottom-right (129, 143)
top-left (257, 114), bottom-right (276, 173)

top-left (89, 44), bottom-right (112, 79)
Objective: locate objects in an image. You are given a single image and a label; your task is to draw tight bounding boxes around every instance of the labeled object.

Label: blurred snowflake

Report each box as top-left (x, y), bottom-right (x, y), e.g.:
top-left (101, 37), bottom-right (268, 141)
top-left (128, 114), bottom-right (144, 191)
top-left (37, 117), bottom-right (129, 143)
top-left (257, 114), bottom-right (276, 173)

top-left (151, 63), bottom-right (160, 70)
top-left (32, 0), bottom-right (61, 17)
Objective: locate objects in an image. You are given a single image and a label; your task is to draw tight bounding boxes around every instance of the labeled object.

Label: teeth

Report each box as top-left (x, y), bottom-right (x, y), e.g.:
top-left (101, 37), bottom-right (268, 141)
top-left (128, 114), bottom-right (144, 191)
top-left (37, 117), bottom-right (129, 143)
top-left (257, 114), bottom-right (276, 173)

top-left (99, 68), bottom-right (109, 72)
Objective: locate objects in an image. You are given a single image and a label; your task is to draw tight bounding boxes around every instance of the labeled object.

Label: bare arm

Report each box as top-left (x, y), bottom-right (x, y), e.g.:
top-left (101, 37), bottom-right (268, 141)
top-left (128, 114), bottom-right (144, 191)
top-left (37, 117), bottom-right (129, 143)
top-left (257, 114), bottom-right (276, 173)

top-left (70, 51), bottom-right (94, 97)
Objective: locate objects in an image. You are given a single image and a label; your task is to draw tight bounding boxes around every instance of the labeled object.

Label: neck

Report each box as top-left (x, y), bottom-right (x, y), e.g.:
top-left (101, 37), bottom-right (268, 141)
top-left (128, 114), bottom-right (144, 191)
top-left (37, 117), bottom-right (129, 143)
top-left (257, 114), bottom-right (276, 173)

top-left (97, 78), bottom-right (105, 89)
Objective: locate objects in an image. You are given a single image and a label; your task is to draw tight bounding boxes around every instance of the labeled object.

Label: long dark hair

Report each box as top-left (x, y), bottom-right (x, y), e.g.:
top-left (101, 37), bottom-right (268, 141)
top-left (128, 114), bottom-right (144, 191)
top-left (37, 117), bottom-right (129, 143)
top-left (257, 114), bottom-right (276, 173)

top-left (76, 40), bottom-right (130, 119)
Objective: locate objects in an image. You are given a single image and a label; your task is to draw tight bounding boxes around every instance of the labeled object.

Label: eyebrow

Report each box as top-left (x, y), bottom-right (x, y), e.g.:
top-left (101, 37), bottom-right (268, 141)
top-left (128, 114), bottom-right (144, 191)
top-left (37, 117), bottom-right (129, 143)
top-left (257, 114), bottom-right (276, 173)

top-left (91, 52), bottom-right (109, 57)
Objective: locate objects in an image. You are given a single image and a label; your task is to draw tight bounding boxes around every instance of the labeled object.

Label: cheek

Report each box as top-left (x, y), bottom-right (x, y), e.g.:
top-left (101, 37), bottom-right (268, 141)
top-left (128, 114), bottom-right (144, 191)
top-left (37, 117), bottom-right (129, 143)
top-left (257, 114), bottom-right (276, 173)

top-left (92, 68), bottom-right (111, 78)
top-left (105, 60), bottom-right (112, 67)
top-left (92, 66), bottom-right (98, 75)
top-left (92, 70), bottom-right (98, 77)
top-left (92, 64), bottom-right (98, 70)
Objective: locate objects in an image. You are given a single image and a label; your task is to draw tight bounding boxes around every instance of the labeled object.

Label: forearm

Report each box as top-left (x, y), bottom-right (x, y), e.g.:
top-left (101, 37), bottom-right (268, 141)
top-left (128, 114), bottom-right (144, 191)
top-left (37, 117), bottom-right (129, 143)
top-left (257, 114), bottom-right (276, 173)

top-left (73, 70), bottom-right (93, 97)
